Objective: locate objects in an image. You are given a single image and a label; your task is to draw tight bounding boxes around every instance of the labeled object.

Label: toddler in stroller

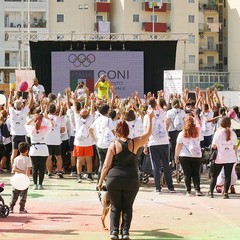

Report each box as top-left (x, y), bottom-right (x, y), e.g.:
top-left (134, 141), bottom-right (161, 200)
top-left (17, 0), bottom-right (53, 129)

top-left (0, 182), bottom-right (10, 218)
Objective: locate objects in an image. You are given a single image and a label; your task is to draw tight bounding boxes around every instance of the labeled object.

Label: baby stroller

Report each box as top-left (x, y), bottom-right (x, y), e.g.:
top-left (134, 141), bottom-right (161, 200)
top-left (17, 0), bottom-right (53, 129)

top-left (139, 153), bottom-right (152, 184)
top-left (0, 182), bottom-right (10, 218)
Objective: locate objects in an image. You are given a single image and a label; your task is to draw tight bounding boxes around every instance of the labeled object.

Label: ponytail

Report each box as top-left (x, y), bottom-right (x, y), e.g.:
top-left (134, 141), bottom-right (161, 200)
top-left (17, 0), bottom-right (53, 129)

top-left (225, 127), bottom-right (231, 141)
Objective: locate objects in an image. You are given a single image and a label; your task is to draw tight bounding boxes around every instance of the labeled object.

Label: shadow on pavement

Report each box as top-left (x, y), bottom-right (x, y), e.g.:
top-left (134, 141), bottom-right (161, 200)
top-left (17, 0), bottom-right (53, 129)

top-left (0, 229), bottom-right (78, 235)
top-left (132, 228), bottom-right (183, 239)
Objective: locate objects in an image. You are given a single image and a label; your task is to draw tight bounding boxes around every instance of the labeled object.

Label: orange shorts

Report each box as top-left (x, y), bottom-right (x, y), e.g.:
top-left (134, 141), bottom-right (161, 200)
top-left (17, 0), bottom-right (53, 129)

top-left (73, 145), bottom-right (94, 157)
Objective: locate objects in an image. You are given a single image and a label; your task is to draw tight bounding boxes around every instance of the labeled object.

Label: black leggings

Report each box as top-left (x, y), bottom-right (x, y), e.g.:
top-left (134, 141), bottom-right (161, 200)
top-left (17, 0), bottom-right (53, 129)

top-left (210, 162), bottom-right (234, 194)
top-left (106, 177), bottom-right (139, 234)
top-left (179, 156), bottom-right (202, 192)
top-left (31, 156), bottom-right (48, 185)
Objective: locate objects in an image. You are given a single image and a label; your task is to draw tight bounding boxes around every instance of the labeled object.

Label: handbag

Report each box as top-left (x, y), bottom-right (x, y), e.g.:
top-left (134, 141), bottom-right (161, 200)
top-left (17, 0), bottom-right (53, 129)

top-left (209, 147), bottom-right (218, 162)
top-left (209, 147), bottom-right (217, 177)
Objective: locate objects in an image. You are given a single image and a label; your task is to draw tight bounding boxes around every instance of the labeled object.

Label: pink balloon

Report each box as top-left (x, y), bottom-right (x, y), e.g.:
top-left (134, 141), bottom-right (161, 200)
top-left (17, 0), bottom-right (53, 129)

top-left (19, 81), bottom-right (28, 92)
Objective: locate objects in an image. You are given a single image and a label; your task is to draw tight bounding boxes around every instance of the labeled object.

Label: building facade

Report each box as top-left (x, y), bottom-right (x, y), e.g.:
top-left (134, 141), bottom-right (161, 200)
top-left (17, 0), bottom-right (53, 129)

top-left (0, 0), bottom-right (239, 92)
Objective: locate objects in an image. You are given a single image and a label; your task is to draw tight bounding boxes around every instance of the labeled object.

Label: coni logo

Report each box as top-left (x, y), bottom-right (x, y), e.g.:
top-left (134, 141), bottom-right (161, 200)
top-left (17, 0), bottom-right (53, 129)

top-left (68, 53), bottom-right (96, 67)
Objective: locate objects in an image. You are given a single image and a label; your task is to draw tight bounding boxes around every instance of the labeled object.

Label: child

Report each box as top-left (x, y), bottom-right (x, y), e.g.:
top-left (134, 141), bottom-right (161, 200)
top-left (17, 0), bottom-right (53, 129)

top-left (9, 142), bottom-right (32, 214)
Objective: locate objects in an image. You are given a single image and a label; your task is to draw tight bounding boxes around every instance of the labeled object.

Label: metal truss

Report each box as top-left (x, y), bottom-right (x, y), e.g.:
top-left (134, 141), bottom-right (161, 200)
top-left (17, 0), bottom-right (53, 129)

top-left (6, 32), bottom-right (189, 42)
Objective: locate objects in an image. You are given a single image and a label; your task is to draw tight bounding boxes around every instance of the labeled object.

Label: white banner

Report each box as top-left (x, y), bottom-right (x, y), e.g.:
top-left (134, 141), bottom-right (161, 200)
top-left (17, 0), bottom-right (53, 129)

top-left (164, 70), bottom-right (183, 99)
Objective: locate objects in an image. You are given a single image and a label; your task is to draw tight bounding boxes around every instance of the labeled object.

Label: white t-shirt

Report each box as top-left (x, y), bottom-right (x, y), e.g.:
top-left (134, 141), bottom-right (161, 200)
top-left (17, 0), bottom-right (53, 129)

top-left (166, 108), bottom-right (186, 131)
top-left (67, 108), bottom-right (76, 137)
top-left (60, 115), bottom-right (69, 141)
top-left (46, 114), bottom-right (63, 145)
top-left (176, 130), bottom-right (202, 158)
top-left (25, 123), bottom-right (52, 156)
top-left (74, 114), bottom-right (94, 147)
top-left (126, 117), bottom-right (143, 139)
top-left (13, 155), bottom-right (32, 173)
top-left (212, 128), bottom-right (237, 164)
top-left (200, 111), bottom-right (215, 136)
top-left (90, 115), bottom-right (115, 149)
top-left (143, 109), bottom-right (169, 146)
top-left (9, 106), bottom-right (29, 136)
top-left (76, 87), bottom-right (86, 99)
top-left (32, 84), bottom-right (45, 99)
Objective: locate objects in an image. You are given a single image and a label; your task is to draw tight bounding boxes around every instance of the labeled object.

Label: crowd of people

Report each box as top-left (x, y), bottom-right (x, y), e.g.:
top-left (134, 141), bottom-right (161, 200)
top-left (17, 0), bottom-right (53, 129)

top-left (0, 75), bottom-right (240, 240)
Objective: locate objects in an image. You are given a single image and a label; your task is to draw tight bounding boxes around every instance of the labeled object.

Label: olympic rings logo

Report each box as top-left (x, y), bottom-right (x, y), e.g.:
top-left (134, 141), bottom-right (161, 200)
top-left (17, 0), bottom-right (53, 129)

top-left (68, 53), bottom-right (96, 67)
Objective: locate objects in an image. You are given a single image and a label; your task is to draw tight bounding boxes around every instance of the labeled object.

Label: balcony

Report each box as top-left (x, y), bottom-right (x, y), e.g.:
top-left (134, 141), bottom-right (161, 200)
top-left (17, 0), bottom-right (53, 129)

top-left (95, 0), bottom-right (110, 13)
top-left (144, 2), bottom-right (167, 12)
top-left (5, 0), bottom-right (47, 10)
top-left (199, 44), bottom-right (219, 53)
top-left (5, 20), bottom-right (47, 29)
top-left (142, 22), bottom-right (167, 32)
top-left (199, 64), bottom-right (220, 71)
top-left (199, 23), bottom-right (221, 33)
top-left (199, 3), bottom-right (218, 12)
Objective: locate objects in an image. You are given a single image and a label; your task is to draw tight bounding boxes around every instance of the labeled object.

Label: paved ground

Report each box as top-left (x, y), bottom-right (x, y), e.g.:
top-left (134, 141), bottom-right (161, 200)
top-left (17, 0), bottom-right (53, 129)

top-left (0, 172), bottom-right (240, 240)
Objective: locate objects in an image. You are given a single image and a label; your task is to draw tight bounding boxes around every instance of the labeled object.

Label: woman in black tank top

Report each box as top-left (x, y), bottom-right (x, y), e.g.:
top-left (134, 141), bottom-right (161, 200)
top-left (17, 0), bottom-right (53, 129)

top-left (97, 110), bottom-right (154, 240)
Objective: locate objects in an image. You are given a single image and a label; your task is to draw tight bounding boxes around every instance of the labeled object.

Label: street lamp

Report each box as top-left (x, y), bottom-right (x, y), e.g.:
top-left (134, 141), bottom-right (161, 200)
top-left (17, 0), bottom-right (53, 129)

top-left (78, 3), bottom-right (88, 34)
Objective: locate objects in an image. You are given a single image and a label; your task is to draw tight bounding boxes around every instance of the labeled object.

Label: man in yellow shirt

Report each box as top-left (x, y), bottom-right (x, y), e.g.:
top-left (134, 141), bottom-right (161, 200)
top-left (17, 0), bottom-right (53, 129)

top-left (94, 75), bottom-right (112, 100)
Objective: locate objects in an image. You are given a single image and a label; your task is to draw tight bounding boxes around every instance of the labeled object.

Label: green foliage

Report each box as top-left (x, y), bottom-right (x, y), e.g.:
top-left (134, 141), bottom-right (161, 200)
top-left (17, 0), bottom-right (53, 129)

top-left (210, 82), bottom-right (224, 91)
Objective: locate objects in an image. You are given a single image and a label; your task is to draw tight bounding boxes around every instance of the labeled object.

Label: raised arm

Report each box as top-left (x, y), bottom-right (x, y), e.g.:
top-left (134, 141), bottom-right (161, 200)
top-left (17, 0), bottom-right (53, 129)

top-left (133, 110), bottom-right (154, 153)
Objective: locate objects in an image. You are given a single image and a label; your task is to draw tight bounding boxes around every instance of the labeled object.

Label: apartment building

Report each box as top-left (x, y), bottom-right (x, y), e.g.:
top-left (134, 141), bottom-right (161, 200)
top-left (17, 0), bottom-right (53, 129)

top-left (0, 0), bottom-right (49, 84)
top-left (0, 0), bottom-right (239, 92)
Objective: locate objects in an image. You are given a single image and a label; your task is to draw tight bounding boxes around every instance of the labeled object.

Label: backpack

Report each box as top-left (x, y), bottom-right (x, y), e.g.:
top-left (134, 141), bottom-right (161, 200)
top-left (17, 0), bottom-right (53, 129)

top-left (173, 111), bottom-right (184, 131)
top-left (76, 121), bottom-right (89, 141)
top-left (0, 123), bottom-right (11, 138)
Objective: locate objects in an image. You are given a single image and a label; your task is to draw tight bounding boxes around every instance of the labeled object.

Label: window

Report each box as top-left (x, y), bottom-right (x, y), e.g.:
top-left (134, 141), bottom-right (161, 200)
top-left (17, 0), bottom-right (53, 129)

top-left (189, 55), bottom-right (195, 64)
top-left (5, 53), bottom-right (9, 67)
top-left (188, 35), bottom-right (195, 43)
top-left (207, 56), bottom-right (214, 68)
top-left (57, 14), bottom-right (64, 22)
top-left (150, 14), bottom-right (158, 23)
top-left (96, 15), bottom-right (103, 22)
top-left (188, 0), bottom-right (194, 3)
top-left (133, 14), bottom-right (139, 22)
top-left (207, 17), bottom-right (214, 23)
top-left (188, 15), bottom-right (195, 23)
top-left (57, 0), bottom-right (64, 2)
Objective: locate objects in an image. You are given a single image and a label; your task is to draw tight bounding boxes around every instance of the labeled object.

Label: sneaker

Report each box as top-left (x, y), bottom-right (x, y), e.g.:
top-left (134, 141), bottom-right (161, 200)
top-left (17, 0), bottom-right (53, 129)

top-left (87, 177), bottom-right (93, 182)
top-left (32, 184), bottom-right (38, 190)
top-left (230, 185), bottom-right (236, 194)
top-left (38, 185), bottom-right (44, 190)
top-left (48, 173), bottom-right (53, 178)
top-left (87, 174), bottom-right (94, 182)
top-left (110, 230), bottom-right (119, 240)
top-left (0, 169), bottom-right (4, 174)
top-left (77, 178), bottom-right (82, 183)
top-left (169, 188), bottom-right (176, 193)
top-left (9, 207), bottom-right (14, 213)
top-left (19, 208), bottom-right (28, 214)
top-left (69, 172), bottom-right (77, 177)
top-left (186, 191), bottom-right (191, 197)
top-left (154, 189), bottom-right (161, 194)
top-left (208, 191), bottom-right (214, 198)
top-left (122, 234), bottom-right (130, 240)
top-left (122, 231), bottom-right (130, 240)
top-left (223, 193), bottom-right (229, 199)
top-left (195, 191), bottom-right (204, 196)
top-left (57, 172), bottom-right (64, 179)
